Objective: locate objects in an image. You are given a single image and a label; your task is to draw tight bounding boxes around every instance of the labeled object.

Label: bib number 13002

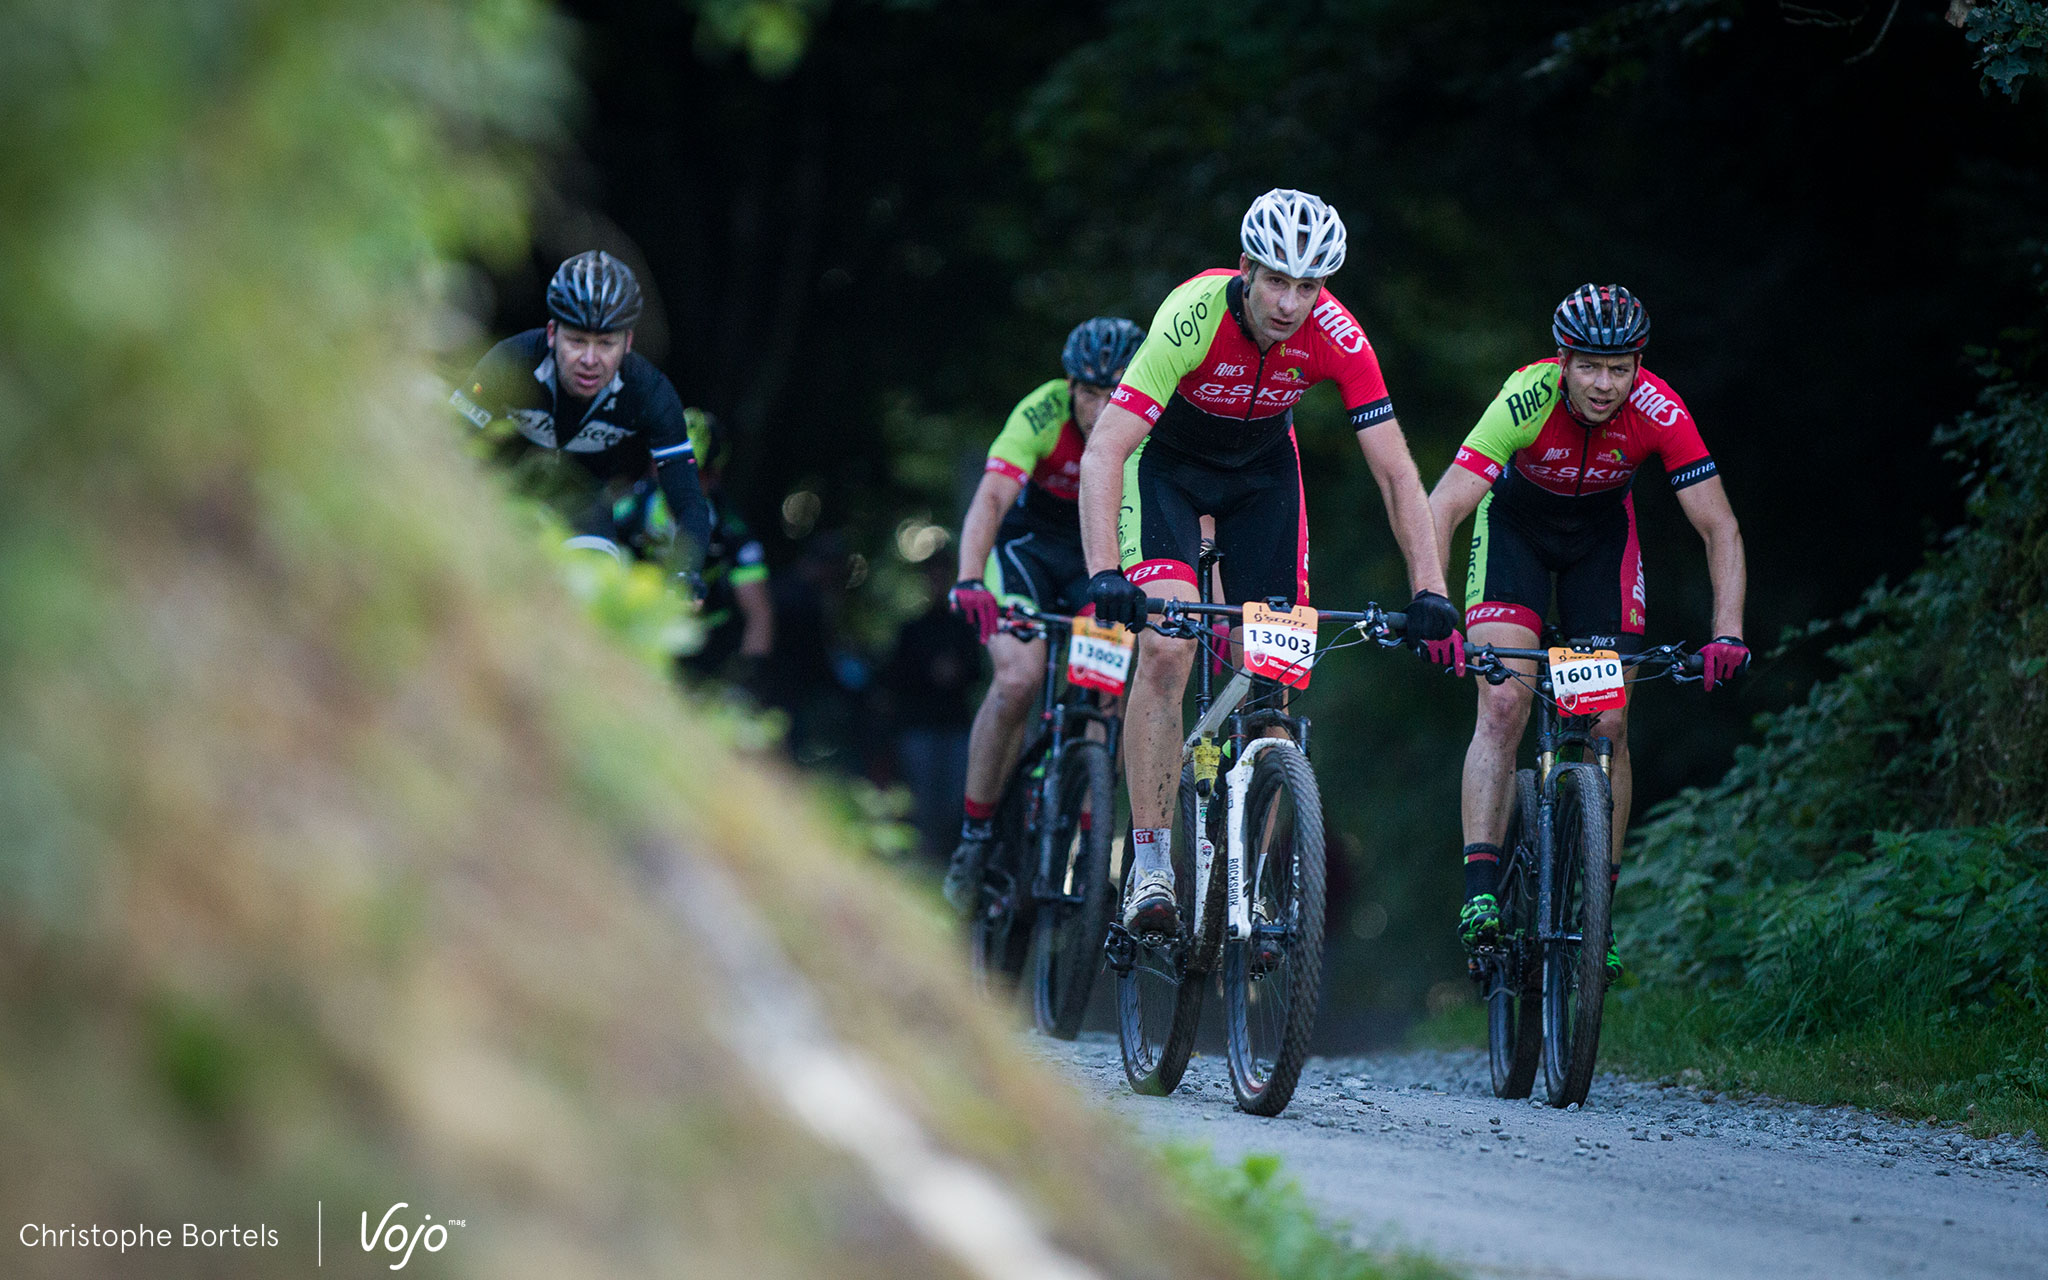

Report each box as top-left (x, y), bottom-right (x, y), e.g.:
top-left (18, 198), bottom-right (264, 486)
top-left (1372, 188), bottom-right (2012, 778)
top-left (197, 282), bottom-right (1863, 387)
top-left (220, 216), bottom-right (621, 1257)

top-left (1547, 647), bottom-right (1626, 714)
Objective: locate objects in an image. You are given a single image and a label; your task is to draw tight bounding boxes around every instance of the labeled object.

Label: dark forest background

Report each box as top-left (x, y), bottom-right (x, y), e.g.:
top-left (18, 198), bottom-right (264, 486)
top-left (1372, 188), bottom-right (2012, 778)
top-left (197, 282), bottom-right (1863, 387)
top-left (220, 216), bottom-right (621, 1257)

top-left (468, 0), bottom-right (2048, 1032)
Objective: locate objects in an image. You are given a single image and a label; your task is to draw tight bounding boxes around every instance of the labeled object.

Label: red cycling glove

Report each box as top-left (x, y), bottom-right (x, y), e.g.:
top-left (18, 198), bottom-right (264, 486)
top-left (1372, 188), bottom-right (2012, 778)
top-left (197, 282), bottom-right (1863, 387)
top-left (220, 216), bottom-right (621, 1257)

top-left (1701, 636), bottom-right (1750, 692)
top-left (949, 579), bottom-right (999, 645)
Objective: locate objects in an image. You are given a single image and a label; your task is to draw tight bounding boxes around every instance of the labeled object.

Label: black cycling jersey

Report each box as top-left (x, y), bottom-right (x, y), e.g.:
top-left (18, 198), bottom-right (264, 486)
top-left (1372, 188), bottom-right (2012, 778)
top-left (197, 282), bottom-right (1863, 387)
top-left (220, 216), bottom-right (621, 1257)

top-left (451, 329), bottom-right (712, 565)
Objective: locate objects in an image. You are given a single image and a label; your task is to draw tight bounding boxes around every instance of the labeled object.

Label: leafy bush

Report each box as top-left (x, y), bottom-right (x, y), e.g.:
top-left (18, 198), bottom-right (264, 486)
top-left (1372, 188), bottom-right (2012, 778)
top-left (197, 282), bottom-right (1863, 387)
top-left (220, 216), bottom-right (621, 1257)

top-left (1619, 296), bottom-right (2048, 1043)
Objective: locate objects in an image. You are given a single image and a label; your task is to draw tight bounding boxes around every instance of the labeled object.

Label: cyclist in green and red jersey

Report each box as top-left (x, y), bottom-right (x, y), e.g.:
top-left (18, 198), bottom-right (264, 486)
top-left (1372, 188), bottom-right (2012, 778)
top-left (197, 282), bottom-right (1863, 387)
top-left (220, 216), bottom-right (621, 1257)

top-left (1427, 284), bottom-right (1750, 969)
top-left (1080, 188), bottom-right (1462, 934)
top-left (940, 317), bottom-right (1145, 913)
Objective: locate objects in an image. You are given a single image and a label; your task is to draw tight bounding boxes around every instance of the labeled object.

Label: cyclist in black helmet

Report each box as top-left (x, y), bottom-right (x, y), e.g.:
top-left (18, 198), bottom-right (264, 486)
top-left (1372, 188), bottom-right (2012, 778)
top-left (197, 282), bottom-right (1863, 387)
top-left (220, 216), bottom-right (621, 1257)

top-left (1427, 283), bottom-right (1749, 974)
top-left (941, 316), bottom-right (1144, 913)
top-left (451, 250), bottom-right (712, 573)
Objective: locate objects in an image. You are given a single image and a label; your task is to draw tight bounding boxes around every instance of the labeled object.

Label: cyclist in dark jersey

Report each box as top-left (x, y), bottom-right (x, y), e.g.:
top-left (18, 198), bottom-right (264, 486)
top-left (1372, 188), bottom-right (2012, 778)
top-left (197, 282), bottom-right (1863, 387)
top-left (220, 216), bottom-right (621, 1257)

top-left (1428, 284), bottom-right (1750, 970)
top-left (1079, 189), bottom-right (1462, 933)
top-left (451, 250), bottom-right (712, 573)
top-left (940, 317), bottom-right (1145, 913)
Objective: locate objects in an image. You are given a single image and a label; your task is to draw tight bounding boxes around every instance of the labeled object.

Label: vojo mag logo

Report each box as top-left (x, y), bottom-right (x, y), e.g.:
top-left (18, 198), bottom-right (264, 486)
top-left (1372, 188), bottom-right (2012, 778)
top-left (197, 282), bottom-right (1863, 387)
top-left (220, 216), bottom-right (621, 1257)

top-left (359, 1202), bottom-right (464, 1270)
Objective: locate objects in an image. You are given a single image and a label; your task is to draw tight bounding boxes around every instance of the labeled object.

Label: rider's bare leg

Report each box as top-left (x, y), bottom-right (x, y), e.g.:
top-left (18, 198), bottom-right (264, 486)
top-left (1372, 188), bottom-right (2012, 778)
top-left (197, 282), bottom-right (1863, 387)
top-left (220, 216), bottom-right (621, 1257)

top-left (1123, 579), bottom-right (1200, 832)
top-left (1460, 620), bottom-right (1541, 847)
top-left (962, 630), bottom-right (1045, 811)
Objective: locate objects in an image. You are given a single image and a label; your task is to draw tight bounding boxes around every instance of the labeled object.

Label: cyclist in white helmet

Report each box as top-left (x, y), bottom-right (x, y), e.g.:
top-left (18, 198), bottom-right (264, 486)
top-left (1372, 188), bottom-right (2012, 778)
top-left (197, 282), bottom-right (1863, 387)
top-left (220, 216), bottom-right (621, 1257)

top-left (1080, 188), bottom-right (1463, 934)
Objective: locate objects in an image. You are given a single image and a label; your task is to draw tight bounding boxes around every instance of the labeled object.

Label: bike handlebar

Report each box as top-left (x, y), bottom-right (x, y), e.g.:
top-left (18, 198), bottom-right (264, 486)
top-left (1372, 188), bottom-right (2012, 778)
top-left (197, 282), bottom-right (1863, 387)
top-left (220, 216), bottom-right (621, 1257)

top-left (1138, 597), bottom-right (1409, 636)
top-left (1462, 643), bottom-right (1706, 680)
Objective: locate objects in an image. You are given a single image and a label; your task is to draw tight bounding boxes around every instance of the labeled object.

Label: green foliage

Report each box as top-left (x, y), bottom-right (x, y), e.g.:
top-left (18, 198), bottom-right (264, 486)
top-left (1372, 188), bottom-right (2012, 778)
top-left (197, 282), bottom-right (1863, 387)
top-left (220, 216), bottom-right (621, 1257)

top-left (691, 0), bottom-right (830, 76)
top-left (1602, 986), bottom-right (2048, 1137)
top-left (1163, 1145), bottom-right (1462, 1280)
top-left (1619, 272), bottom-right (2048, 1070)
top-left (1965, 1), bottom-right (2048, 97)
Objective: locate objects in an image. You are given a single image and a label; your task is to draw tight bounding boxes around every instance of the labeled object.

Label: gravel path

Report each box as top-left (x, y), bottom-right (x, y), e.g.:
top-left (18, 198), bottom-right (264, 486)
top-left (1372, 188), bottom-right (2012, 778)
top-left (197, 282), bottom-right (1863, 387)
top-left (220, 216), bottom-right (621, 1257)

top-left (1041, 1035), bottom-right (2048, 1279)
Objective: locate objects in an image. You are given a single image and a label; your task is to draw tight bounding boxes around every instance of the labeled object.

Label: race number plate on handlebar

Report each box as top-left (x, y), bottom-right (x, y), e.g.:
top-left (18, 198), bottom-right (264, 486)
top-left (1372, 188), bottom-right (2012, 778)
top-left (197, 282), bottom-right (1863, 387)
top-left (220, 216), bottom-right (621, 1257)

top-left (1068, 615), bottom-right (1135, 695)
top-left (1242, 602), bottom-right (1319, 689)
top-left (1547, 647), bottom-right (1625, 714)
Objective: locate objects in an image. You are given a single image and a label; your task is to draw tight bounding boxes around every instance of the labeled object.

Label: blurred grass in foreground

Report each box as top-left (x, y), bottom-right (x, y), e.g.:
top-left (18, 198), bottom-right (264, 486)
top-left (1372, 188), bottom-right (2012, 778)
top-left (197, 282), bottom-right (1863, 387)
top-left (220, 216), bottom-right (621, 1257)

top-left (1164, 1145), bottom-right (1464, 1280)
top-left (0, 2), bottom-right (1329, 1276)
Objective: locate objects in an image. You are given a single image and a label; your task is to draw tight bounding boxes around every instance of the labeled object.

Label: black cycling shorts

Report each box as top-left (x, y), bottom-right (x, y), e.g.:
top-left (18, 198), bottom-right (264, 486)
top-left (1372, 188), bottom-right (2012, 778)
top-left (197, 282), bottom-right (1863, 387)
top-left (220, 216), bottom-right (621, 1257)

top-left (1464, 490), bottom-right (1646, 640)
top-left (1116, 431), bottom-right (1308, 605)
top-left (985, 507), bottom-right (1092, 613)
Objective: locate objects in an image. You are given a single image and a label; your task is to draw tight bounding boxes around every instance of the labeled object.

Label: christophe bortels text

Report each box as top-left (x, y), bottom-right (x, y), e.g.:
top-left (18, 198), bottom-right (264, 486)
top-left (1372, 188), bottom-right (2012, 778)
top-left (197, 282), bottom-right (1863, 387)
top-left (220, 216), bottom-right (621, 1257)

top-left (19, 1222), bottom-right (279, 1252)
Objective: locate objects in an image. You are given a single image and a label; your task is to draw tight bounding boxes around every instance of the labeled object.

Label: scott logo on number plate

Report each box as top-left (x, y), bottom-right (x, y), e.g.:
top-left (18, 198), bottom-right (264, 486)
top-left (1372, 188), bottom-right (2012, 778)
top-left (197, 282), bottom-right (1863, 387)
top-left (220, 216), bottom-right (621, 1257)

top-left (1242, 602), bottom-right (1319, 689)
top-left (1547, 647), bottom-right (1626, 714)
top-left (1068, 615), bottom-right (1135, 695)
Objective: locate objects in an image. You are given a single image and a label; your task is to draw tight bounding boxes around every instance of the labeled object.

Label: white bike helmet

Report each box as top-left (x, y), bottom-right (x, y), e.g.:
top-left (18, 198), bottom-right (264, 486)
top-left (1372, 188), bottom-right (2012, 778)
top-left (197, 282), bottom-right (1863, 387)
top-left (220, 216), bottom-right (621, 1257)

top-left (1239, 188), bottom-right (1347, 279)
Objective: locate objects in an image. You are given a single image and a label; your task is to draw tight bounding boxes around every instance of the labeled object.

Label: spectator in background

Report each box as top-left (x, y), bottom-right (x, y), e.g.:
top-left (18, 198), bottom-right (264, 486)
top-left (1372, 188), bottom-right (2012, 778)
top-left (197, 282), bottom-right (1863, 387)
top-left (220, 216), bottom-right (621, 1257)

top-left (760, 530), bottom-right (868, 770)
top-left (880, 557), bottom-right (987, 865)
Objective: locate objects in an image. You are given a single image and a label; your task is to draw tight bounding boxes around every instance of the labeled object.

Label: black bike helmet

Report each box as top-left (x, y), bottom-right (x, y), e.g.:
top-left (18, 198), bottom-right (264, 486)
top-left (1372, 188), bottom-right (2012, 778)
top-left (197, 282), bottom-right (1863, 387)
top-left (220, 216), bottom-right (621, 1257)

top-left (1552, 283), bottom-right (1650, 355)
top-left (546, 250), bottom-right (644, 333)
top-left (1060, 316), bottom-right (1145, 387)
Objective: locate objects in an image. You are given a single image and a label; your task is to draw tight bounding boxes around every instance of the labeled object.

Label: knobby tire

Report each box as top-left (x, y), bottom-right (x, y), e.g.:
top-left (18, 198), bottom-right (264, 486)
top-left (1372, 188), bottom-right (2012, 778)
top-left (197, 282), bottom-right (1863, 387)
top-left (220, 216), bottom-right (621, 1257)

top-left (1487, 768), bottom-right (1543, 1099)
top-left (1030, 740), bottom-right (1116, 1039)
top-left (1116, 763), bottom-right (1206, 1096)
top-left (1541, 762), bottom-right (1613, 1107)
top-left (1223, 743), bottom-right (1326, 1116)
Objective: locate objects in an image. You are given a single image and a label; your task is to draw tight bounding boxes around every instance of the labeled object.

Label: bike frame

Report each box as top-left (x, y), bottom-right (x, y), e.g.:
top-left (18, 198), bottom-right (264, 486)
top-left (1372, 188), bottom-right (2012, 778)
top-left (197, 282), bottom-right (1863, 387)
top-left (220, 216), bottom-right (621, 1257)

top-left (1150, 545), bottom-right (1398, 950)
top-left (1465, 643), bottom-right (1699, 952)
top-left (998, 604), bottom-right (1124, 913)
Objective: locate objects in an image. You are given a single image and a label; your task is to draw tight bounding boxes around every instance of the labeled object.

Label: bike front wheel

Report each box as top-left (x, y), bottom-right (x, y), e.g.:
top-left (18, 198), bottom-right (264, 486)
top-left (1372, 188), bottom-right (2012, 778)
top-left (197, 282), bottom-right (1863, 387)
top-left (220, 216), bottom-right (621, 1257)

top-left (1030, 739), bottom-right (1116, 1039)
top-left (1486, 768), bottom-right (1543, 1099)
top-left (1223, 742), bottom-right (1326, 1116)
top-left (1115, 763), bottom-right (1205, 1096)
top-left (1541, 762), bottom-right (1614, 1107)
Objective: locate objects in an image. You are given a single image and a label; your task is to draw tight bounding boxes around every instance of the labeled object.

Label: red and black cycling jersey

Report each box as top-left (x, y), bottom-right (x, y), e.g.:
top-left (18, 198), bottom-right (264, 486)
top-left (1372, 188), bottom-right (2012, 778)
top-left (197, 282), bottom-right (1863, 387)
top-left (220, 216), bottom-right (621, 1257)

top-left (1111, 270), bottom-right (1396, 469)
top-left (1451, 359), bottom-right (1716, 527)
top-left (983, 378), bottom-right (1085, 531)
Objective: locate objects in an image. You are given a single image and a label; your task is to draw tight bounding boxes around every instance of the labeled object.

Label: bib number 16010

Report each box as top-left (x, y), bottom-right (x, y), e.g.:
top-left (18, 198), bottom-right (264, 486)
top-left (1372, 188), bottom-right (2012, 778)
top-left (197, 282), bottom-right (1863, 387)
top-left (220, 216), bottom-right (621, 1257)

top-left (1547, 647), bottom-right (1625, 714)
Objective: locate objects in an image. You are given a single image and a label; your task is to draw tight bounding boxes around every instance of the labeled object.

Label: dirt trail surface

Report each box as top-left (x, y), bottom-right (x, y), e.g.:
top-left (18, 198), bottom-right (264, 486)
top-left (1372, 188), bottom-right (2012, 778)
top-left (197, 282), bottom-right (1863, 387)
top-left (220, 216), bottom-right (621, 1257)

top-left (1043, 1037), bottom-right (2048, 1279)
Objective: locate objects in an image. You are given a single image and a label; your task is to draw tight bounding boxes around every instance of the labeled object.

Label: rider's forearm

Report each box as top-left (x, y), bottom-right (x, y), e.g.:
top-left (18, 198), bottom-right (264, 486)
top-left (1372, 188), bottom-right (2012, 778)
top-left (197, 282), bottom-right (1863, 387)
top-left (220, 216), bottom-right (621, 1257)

top-left (1361, 426), bottom-right (1448, 596)
top-left (1080, 405), bottom-right (1147, 575)
top-left (955, 474), bottom-right (1016, 583)
top-left (1704, 522), bottom-right (1747, 638)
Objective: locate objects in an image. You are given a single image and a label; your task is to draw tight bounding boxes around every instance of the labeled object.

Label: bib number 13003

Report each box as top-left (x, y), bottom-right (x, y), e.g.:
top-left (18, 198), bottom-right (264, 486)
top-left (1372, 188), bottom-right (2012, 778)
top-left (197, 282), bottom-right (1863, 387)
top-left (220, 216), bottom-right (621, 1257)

top-left (1242, 602), bottom-right (1319, 689)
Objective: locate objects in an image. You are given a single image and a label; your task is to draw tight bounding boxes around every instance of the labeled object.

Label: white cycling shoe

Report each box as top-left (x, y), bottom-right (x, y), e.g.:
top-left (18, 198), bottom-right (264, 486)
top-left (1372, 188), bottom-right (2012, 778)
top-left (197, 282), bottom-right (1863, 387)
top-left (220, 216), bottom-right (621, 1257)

top-left (1122, 869), bottom-right (1179, 935)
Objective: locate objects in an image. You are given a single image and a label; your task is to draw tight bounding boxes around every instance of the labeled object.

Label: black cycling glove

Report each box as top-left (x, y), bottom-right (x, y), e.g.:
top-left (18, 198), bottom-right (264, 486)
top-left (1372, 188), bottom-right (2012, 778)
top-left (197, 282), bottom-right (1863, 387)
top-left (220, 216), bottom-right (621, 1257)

top-left (1087, 569), bottom-right (1147, 629)
top-left (1405, 589), bottom-right (1459, 643)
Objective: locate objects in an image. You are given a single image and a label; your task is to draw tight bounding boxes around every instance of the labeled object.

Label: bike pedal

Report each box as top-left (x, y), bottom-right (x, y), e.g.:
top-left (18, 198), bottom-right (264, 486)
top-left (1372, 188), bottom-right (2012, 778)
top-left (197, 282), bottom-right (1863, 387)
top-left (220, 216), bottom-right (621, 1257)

top-left (1102, 924), bottom-right (1137, 974)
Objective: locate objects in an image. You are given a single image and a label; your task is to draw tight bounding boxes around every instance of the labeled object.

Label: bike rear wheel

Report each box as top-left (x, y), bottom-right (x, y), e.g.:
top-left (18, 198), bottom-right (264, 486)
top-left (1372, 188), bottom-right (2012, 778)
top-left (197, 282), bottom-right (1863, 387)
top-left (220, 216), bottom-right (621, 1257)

top-left (1541, 762), bottom-right (1613, 1107)
top-left (1115, 763), bottom-right (1205, 1096)
top-left (1486, 768), bottom-right (1543, 1099)
top-left (1030, 740), bottom-right (1116, 1039)
top-left (1223, 742), bottom-right (1326, 1116)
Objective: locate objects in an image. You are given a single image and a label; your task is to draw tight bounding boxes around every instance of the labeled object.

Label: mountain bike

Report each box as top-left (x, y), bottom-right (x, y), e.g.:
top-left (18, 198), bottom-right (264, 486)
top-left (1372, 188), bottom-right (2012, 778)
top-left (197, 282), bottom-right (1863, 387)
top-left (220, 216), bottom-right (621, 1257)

top-left (966, 602), bottom-right (1126, 1039)
top-left (1103, 542), bottom-right (1414, 1115)
top-left (1461, 639), bottom-right (1703, 1107)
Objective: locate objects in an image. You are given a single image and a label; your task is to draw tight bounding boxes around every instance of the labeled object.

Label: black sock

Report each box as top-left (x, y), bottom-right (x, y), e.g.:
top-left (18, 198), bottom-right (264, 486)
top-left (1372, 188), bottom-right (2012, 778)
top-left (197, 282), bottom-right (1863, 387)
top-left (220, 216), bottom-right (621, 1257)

top-left (961, 815), bottom-right (993, 843)
top-left (1463, 843), bottom-right (1501, 900)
